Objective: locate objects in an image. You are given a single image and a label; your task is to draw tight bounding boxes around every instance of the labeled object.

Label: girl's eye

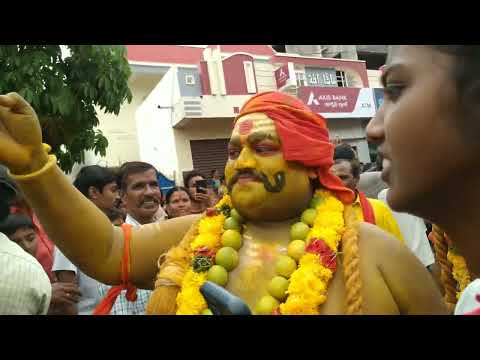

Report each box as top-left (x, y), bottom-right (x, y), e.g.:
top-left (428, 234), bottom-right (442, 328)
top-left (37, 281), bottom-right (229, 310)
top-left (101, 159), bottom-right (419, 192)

top-left (384, 83), bottom-right (405, 102)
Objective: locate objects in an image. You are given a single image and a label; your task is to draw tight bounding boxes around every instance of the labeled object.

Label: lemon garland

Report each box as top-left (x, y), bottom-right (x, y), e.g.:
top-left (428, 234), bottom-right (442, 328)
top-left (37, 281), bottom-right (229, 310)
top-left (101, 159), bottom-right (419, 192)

top-left (175, 190), bottom-right (345, 315)
top-left (447, 247), bottom-right (471, 300)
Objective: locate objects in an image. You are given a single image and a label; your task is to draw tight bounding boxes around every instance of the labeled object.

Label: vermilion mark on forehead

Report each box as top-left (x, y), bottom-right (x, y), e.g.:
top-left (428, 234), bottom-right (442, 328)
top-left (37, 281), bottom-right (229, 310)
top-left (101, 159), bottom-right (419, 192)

top-left (239, 120), bottom-right (253, 135)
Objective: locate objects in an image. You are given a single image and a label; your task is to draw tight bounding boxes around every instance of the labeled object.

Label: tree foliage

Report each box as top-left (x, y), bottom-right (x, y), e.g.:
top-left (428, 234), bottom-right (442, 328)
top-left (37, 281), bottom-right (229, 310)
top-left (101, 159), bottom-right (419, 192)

top-left (0, 45), bottom-right (133, 172)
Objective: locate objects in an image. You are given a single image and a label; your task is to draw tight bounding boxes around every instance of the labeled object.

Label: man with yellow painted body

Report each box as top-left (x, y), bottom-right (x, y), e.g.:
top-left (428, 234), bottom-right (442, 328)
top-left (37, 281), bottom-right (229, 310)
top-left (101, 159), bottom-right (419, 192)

top-left (0, 91), bottom-right (447, 314)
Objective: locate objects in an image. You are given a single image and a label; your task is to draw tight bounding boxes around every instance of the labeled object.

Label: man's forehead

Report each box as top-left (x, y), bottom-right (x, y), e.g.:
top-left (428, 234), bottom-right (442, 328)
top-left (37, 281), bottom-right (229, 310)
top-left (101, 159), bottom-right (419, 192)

top-left (126, 169), bottom-right (157, 184)
top-left (233, 113), bottom-right (277, 137)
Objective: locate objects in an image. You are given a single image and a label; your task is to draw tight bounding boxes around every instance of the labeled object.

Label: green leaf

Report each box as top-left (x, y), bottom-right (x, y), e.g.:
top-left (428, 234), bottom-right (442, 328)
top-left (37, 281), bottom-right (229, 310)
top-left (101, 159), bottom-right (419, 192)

top-left (0, 44), bottom-right (132, 172)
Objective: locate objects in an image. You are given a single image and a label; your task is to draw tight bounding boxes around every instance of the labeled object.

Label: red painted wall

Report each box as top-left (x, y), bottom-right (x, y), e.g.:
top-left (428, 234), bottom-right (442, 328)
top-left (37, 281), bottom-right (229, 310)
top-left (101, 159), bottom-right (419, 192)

top-left (126, 45), bottom-right (275, 64)
top-left (270, 55), bottom-right (369, 87)
top-left (207, 45), bottom-right (275, 56)
top-left (199, 61), bottom-right (211, 95)
top-left (126, 45), bottom-right (203, 64)
top-left (222, 54), bottom-right (256, 95)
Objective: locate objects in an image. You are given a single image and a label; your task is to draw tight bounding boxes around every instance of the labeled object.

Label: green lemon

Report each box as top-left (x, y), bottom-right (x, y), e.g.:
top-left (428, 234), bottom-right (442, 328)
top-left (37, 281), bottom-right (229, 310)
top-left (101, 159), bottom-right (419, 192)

top-left (207, 265), bottom-right (228, 286)
top-left (224, 217), bottom-right (241, 231)
top-left (301, 208), bottom-right (317, 226)
top-left (267, 276), bottom-right (290, 301)
top-left (230, 209), bottom-right (244, 224)
top-left (202, 309), bottom-right (214, 315)
top-left (287, 240), bottom-right (306, 262)
top-left (255, 295), bottom-right (280, 315)
top-left (275, 255), bottom-right (297, 278)
top-left (290, 222), bottom-right (310, 240)
top-left (215, 247), bottom-right (239, 271)
top-left (309, 197), bottom-right (323, 209)
top-left (221, 230), bottom-right (243, 250)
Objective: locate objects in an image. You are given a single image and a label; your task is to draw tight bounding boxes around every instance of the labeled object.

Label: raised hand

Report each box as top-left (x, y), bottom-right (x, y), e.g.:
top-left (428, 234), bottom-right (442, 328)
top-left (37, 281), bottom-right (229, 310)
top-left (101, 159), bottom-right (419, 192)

top-left (0, 92), bottom-right (49, 175)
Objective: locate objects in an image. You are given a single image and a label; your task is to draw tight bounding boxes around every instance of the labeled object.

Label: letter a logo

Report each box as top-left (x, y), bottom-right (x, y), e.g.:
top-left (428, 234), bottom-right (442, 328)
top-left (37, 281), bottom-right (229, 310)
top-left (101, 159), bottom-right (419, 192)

top-left (307, 91), bottom-right (319, 106)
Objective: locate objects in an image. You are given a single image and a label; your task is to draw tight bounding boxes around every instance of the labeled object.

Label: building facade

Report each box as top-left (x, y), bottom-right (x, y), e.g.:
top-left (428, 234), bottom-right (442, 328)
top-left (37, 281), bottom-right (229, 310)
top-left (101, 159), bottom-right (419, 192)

top-left (91, 45), bottom-right (383, 184)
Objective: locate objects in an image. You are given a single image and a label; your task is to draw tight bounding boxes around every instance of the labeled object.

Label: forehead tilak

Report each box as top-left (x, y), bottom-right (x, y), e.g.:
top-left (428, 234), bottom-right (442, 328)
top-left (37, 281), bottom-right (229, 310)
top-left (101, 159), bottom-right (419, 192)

top-left (234, 117), bottom-right (277, 137)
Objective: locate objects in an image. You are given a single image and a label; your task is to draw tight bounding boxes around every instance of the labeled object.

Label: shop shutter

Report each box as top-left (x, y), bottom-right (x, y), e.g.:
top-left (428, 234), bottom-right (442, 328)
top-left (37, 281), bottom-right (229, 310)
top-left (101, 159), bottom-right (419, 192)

top-left (190, 138), bottom-right (230, 178)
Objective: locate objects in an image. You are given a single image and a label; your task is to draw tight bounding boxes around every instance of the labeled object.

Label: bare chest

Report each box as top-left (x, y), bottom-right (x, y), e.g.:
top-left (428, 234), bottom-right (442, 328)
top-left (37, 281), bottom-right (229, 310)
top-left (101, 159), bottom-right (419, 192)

top-left (223, 224), bottom-right (400, 314)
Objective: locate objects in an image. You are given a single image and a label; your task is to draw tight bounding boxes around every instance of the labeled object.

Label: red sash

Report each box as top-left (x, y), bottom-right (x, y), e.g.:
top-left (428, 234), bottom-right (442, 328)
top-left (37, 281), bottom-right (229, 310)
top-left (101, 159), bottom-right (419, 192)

top-left (93, 223), bottom-right (138, 315)
top-left (358, 191), bottom-right (376, 225)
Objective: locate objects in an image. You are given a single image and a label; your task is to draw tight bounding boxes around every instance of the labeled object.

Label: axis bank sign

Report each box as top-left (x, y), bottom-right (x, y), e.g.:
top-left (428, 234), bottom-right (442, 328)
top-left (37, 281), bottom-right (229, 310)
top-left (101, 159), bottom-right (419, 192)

top-left (298, 87), bottom-right (376, 118)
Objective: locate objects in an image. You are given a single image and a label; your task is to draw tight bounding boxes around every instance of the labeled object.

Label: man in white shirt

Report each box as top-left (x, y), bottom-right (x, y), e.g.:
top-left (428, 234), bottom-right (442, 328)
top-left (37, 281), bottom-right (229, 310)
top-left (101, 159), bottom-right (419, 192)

top-left (378, 188), bottom-right (435, 268)
top-left (52, 165), bottom-right (120, 314)
top-left (98, 161), bottom-right (164, 315)
top-left (0, 172), bottom-right (51, 315)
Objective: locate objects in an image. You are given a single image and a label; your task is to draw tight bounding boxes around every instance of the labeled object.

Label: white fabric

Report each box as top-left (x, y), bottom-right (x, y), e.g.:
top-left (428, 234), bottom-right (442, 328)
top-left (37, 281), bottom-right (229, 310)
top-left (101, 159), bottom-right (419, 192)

top-left (455, 279), bottom-right (480, 315)
top-left (0, 232), bottom-right (51, 315)
top-left (378, 189), bottom-right (435, 267)
top-left (125, 213), bottom-right (141, 227)
top-left (358, 171), bottom-right (388, 199)
top-left (52, 247), bottom-right (102, 315)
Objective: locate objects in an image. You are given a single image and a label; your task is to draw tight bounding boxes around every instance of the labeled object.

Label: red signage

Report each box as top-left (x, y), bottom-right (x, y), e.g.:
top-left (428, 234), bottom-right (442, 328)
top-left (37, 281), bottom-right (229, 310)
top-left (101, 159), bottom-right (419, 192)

top-left (275, 64), bottom-right (290, 89)
top-left (298, 87), bottom-right (361, 113)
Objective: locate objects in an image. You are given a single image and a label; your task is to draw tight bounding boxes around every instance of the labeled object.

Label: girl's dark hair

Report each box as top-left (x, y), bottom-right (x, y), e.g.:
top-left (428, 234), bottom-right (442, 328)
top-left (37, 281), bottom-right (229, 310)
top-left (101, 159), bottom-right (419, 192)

top-left (165, 186), bottom-right (192, 204)
top-left (430, 46), bottom-right (480, 130)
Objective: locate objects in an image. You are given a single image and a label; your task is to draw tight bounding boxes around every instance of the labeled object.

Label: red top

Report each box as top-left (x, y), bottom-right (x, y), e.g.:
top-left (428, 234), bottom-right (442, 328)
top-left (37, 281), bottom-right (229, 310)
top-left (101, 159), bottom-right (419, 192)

top-left (11, 205), bottom-right (56, 282)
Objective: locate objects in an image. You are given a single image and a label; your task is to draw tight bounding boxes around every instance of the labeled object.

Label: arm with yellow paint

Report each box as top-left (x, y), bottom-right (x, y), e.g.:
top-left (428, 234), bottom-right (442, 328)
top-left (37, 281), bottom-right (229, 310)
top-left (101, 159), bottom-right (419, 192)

top-left (0, 93), bottom-right (197, 290)
top-left (369, 198), bottom-right (405, 243)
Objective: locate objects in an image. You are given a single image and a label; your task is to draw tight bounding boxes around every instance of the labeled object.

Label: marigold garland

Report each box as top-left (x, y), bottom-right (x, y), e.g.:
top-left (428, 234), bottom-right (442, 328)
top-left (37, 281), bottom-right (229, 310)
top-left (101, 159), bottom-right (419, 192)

top-left (176, 190), bottom-right (345, 315)
top-left (447, 248), bottom-right (471, 300)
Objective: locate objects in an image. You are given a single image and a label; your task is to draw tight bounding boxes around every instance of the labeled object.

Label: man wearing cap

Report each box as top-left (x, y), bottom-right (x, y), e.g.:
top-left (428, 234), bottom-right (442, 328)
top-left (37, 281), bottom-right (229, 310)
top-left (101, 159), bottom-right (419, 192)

top-left (0, 165), bottom-right (51, 314)
top-left (0, 91), bottom-right (447, 315)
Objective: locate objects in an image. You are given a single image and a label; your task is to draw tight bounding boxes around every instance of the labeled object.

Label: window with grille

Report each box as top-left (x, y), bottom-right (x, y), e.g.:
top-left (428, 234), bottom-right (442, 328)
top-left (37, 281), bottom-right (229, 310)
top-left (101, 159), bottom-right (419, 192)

top-left (295, 71), bottom-right (306, 87)
top-left (243, 61), bottom-right (257, 93)
top-left (336, 70), bottom-right (349, 87)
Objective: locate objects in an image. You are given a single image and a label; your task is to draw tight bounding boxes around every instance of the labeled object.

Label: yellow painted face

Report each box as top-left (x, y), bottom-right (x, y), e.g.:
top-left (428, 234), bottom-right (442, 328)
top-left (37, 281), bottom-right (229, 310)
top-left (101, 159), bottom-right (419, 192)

top-left (225, 113), bottom-right (313, 221)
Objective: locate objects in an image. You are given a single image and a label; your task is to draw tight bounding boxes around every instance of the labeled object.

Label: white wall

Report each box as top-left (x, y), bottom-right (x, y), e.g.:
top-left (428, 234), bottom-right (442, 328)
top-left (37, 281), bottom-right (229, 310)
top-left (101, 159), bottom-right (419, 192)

top-left (94, 73), bottom-right (163, 167)
top-left (254, 61), bottom-right (277, 92)
top-left (174, 118), bottom-right (233, 183)
top-left (136, 67), bottom-right (182, 180)
top-left (367, 69), bottom-right (382, 88)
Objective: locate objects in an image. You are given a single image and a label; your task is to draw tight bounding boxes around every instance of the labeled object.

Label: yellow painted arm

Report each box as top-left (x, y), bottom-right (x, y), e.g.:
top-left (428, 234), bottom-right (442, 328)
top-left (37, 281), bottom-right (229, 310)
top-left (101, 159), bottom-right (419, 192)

top-left (12, 155), bottom-right (198, 290)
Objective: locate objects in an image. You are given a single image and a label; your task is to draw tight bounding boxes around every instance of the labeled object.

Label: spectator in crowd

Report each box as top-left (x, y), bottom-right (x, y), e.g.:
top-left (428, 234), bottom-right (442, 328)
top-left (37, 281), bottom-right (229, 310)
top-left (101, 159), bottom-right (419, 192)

top-left (366, 45), bottom-right (480, 314)
top-left (331, 144), bottom-right (404, 242)
top-left (1, 214), bottom-right (39, 257)
top-left (0, 214), bottom-right (82, 315)
top-left (105, 207), bottom-right (125, 226)
top-left (97, 161), bottom-right (162, 314)
top-left (185, 170), bottom-right (216, 214)
top-left (52, 165), bottom-right (120, 315)
top-left (0, 178), bottom-right (51, 315)
top-left (1, 166), bottom-right (56, 282)
top-left (118, 161), bottom-right (164, 226)
top-left (210, 169), bottom-right (221, 193)
top-left (73, 165), bottom-right (120, 213)
top-left (219, 176), bottom-right (228, 197)
top-left (165, 186), bottom-right (193, 219)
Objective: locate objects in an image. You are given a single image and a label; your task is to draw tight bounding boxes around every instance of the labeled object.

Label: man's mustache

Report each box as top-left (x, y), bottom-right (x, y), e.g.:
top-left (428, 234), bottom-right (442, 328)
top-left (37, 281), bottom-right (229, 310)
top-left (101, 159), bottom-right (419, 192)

top-left (227, 170), bottom-right (285, 193)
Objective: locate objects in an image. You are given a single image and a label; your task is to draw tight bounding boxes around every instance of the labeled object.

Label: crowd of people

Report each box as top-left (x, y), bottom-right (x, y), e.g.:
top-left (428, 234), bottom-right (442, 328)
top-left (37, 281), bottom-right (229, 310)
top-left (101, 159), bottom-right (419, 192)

top-left (1, 45), bottom-right (480, 315)
top-left (0, 161), bottom-right (224, 314)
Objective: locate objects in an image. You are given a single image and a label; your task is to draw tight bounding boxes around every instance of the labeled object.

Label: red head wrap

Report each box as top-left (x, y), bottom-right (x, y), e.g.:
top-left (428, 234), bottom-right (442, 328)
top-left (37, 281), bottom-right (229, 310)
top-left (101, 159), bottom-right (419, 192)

top-left (234, 91), bottom-right (354, 204)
